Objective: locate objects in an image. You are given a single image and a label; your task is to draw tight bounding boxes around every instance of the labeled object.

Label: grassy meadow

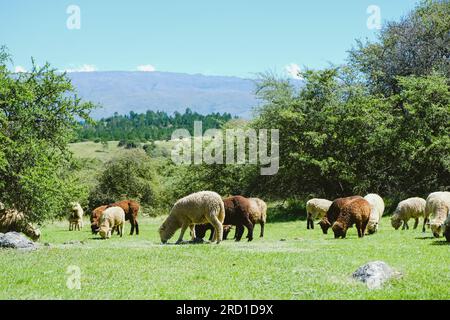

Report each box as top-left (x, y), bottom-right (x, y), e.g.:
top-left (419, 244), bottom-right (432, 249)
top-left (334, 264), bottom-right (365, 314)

top-left (0, 215), bottom-right (448, 300)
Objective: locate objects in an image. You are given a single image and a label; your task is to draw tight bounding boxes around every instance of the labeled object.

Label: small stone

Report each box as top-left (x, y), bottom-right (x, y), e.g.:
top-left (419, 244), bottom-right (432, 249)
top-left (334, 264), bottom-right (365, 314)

top-left (353, 261), bottom-right (401, 289)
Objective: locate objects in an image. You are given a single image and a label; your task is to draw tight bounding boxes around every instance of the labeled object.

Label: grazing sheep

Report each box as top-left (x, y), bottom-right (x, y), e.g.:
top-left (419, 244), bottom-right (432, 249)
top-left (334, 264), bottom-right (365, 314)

top-left (391, 197), bottom-right (426, 230)
top-left (194, 224), bottom-right (233, 241)
top-left (306, 198), bottom-right (332, 230)
top-left (332, 198), bottom-right (371, 239)
top-left (107, 200), bottom-right (140, 235)
top-left (423, 192), bottom-right (450, 238)
top-left (223, 196), bottom-right (257, 242)
top-left (443, 213), bottom-right (450, 242)
top-left (159, 191), bottom-right (225, 244)
top-left (68, 202), bottom-right (84, 231)
top-left (98, 207), bottom-right (125, 239)
top-left (0, 204), bottom-right (41, 241)
top-left (364, 194), bottom-right (385, 234)
top-left (249, 198), bottom-right (268, 237)
top-left (90, 205), bottom-right (108, 234)
top-left (319, 196), bottom-right (362, 234)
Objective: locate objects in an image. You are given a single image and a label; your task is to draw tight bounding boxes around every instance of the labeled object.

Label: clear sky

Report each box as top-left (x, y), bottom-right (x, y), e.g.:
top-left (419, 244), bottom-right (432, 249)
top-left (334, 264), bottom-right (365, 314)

top-left (0, 0), bottom-right (418, 78)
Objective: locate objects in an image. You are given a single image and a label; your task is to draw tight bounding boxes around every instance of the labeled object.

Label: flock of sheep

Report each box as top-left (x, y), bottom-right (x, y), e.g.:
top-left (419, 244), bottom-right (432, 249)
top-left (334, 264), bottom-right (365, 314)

top-left (0, 191), bottom-right (449, 244)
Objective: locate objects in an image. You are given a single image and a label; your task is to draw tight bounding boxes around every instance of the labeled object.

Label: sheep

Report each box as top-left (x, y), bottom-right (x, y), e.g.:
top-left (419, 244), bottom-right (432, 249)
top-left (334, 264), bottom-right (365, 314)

top-left (98, 206), bottom-right (126, 239)
top-left (68, 202), bottom-right (84, 231)
top-left (305, 198), bottom-right (332, 230)
top-left (423, 192), bottom-right (450, 238)
top-left (443, 213), bottom-right (450, 242)
top-left (0, 204), bottom-right (41, 241)
top-left (364, 194), bottom-right (385, 234)
top-left (107, 200), bottom-right (140, 235)
top-left (223, 196), bottom-right (257, 242)
top-left (90, 205), bottom-right (108, 234)
top-left (249, 198), bottom-right (267, 237)
top-left (159, 191), bottom-right (225, 244)
top-left (331, 198), bottom-right (371, 239)
top-left (390, 197), bottom-right (426, 230)
top-left (194, 224), bottom-right (233, 241)
top-left (318, 196), bottom-right (362, 234)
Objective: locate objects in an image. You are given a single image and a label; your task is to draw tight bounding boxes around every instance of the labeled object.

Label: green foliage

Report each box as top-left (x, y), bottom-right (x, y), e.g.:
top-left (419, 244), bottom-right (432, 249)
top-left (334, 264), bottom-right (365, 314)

top-left (0, 48), bottom-right (94, 223)
top-left (87, 149), bottom-right (162, 215)
top-left (77, 108), bottom-right (233, 142)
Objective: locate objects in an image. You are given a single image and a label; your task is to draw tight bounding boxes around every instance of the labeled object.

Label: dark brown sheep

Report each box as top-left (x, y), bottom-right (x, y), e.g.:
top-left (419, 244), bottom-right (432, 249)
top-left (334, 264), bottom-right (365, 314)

top-left (331, 198), bottom-right (371, 238)
top-left (318, 196), bottom-right (362, 234)
top-left (90, 200), bottom-right (140, 235)
top-left (194, 224), bottom-right (233, 241)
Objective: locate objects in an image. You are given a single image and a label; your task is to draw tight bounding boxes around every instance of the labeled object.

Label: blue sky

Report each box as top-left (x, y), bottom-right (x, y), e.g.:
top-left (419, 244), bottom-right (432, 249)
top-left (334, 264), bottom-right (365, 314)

top-left (0, 0), bottom-right (418, 78)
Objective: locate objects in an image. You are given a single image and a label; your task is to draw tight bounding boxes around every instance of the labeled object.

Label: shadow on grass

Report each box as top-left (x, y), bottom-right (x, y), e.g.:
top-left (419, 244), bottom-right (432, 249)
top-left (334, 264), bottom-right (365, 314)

top-left (414, 236), bottom-right (436, 240)
top-left (430, 240), bottom-right (449, 246)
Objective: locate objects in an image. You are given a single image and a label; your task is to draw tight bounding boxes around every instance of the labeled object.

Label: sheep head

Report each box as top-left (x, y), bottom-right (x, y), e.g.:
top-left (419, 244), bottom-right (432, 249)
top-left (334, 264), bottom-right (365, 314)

top-left (430, 223), bottom-right (442, 238)
top-left (391, 216), bottom-right (402, 230)
top-left (318, 218), bottom-right (331, 234)
top-left (332, 222), bottom-right (347, 239)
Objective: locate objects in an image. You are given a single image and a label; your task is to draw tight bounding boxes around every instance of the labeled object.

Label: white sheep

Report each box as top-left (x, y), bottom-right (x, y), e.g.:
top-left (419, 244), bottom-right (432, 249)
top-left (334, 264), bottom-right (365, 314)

top-left (391, 197), bottom-right (426, 230)
top-left (305, 198), bottom-right (332, 230)
top-left (424, 191), bottom-right (450, 238)
top-left (68, 202), bottom-right (84, 231)
top-left (364, 194), bottom-right (385, 234)
top-left (249, 198), bottom-right (267, 237)
top-left (99, 206), bottom-right (125, 239)
top-left (159, 191), bottom-right (225, 244)
top-left (0, 203), bottom-right (41, 241)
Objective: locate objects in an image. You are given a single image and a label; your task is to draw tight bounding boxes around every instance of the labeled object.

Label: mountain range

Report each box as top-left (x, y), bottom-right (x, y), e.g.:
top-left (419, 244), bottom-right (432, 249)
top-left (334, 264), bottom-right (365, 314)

top-left (68, 71), bottom-right (303, 119)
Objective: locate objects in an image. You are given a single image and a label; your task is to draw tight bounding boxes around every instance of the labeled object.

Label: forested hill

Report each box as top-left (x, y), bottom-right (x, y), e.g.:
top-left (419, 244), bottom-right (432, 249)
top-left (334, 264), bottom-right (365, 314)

top-left (76, 108), bottom-right (234, 142)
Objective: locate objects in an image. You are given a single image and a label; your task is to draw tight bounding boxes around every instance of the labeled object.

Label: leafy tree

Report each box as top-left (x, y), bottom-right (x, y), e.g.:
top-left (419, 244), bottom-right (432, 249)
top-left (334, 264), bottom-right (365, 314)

top-left (0, 48), bottom-right (94, 223)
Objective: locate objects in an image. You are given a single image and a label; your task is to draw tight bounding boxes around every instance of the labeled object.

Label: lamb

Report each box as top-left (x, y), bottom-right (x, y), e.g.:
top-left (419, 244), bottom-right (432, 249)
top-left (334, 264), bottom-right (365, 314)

top-left (159, 191), bottom-right (225, 244)
top-left (90, 205), bottom-right (108, 234)
top-left (318, 196), bottom-right (362, 234)
top-left (423, 191), bottom-right (450, 238)
top-left (364, 194), bottom-right (385, 234)
top-left (390, 197), bottom-right (426, 230)
top-left (331, 198), bottom-right (371, 238)
top-left (98, 206), bottom-right (126, 239)
top-left (249, 198), bottom-right (268, 237)
top-left (0, 203), bottom-right (41, 241)
top-left (107, 200), bottom-right (140, 235)
top-left (305, 198), bottom-right (332, 230)
top-left (68, 202), bottom-right (84, 231)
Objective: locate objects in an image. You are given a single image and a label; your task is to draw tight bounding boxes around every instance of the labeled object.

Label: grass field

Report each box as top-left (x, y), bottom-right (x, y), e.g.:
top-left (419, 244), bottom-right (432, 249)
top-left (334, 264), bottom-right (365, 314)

top-left (0, 216), bottom-right (448, 300)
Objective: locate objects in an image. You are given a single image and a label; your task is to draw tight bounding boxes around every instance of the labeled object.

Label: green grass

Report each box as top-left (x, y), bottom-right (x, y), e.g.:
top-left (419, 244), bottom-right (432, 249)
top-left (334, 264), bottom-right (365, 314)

top-left (0, 216), bottom-right (448, 300)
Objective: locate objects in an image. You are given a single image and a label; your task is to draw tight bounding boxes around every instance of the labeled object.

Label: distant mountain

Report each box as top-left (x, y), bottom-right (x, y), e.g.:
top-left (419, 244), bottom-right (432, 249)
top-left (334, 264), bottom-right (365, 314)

top-left (68, 71), bottom-right (303, 119)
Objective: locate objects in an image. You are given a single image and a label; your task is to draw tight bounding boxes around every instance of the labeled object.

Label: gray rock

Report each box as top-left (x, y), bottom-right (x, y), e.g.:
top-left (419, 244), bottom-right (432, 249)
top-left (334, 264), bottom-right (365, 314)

top-left (0, 232), bottom-right (37, 250)
top-left (353, 261), bottom-right (401, 289)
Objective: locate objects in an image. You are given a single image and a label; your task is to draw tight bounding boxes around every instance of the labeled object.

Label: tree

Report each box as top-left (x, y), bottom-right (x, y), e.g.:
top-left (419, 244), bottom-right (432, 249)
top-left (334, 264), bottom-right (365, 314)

top-left (349, 0), bottom-right (450, 96)
top-left (0, 48), bottom-right (94, 222)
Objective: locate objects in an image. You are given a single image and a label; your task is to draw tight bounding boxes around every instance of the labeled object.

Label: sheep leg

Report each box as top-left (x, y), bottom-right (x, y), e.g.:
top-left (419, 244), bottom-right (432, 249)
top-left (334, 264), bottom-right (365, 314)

top-left (422, 217), bottom-right (428, 233)
top-left (235, 225), bottom-right (244, 241)
top-left (135, 220), bottom-right (139, 235)
top-left (260, 221), bottom-right (265, 237)
top-left (307, 218), bottom-right (311, 230)
top-left (243, 218), bottom-right (254, 242)
top-left (176, 223), bottom-right (189, 244)
top-left (129, 217), bottom-right (135, 235)
top-left (413, 218), bottom-right (419, 229)
top-left (209, 216), bottom-right (223, 244)
top-left (189, 224), bottom-right (196, 241)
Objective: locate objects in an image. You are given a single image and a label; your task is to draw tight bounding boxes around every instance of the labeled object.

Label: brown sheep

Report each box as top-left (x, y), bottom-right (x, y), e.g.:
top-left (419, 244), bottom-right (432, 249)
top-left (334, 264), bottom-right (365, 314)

top-left (223, 196), bottom-right (255, 242)
top-left (318, 196), bottom-right (362, 234)
top-left (0, 206), bottom-right (41, 241)
top-left (331, 198), bottom-right (371, 239)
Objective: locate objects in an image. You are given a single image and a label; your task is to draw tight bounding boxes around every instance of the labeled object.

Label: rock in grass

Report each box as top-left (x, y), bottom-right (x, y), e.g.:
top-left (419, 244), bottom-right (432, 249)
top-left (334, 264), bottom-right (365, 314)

top-left (0, 232), bottom-right (37, 250)
top-left (352, 261), bottom-right (400, 289)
